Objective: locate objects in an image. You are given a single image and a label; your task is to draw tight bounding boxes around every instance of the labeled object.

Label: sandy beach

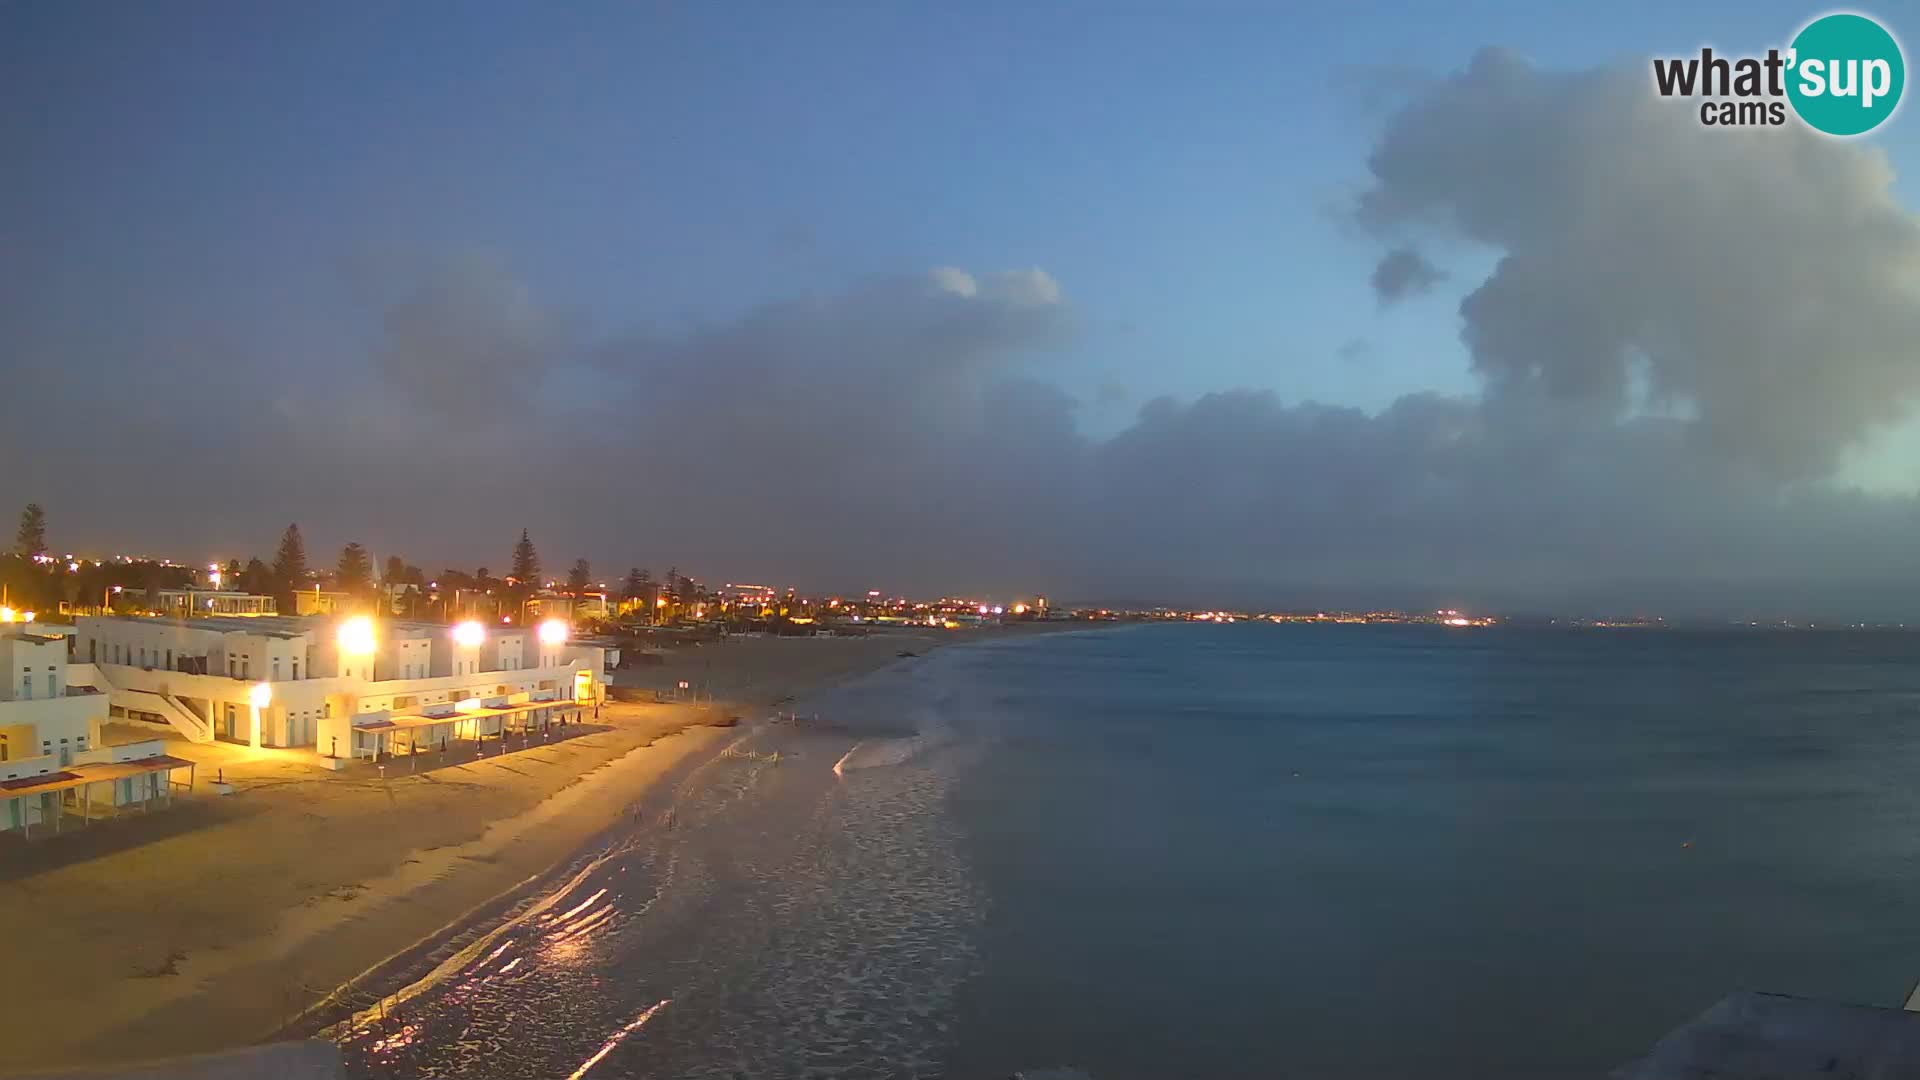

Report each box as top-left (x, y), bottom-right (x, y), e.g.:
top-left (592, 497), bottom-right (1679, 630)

top-left (0, 625), bottom-right (1056, 1072)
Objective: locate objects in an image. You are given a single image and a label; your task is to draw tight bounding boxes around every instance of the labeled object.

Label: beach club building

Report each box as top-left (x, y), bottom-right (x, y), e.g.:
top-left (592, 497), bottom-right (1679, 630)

top-left (70, 614), bottom-right (615, 762)
top-left (1, 627), bottom-right (199, 836)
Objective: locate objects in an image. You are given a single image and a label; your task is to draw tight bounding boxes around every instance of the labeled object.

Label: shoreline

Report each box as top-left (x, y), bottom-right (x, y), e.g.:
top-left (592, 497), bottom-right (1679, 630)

top-left (297, 621), bottom-right (1099, 1042)
top-left (0, 623), bottom-right (1084, 1073)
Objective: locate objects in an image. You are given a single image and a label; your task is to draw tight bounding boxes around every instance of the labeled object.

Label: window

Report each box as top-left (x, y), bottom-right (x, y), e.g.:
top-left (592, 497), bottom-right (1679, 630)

top-left (46, 673), bottom-right (57, 698)
top-left (88, 641), bottom-right (96, 662)
top-left (20, 675), bottom-right (31, 700)
top-left (241, 658), bottom-right (250, 679)
top-left (166, 649), bottom-right (173, 670)
top-left (292, 660), bottom-right (300, 680)
top-left (139, 647), bottom-right (147, 667)
top-left (272, 658), bottom-right (281, 681)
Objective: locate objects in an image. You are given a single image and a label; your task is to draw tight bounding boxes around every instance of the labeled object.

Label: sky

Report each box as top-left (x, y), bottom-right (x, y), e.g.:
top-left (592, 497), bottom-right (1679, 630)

top-left (4, 2), bottom-right (1920, 616)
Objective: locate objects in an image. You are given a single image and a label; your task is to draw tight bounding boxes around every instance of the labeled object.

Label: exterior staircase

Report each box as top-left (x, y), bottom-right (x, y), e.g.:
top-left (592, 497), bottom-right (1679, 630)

top-left (72, 663), bottom-right (215, 744)
top-left (128, 690), bottom-right (214, 744)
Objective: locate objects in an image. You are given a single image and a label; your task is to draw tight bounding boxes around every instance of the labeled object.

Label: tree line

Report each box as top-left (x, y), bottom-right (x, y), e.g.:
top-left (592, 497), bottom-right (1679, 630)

top-left (4, 504), bottom-right (702, 623)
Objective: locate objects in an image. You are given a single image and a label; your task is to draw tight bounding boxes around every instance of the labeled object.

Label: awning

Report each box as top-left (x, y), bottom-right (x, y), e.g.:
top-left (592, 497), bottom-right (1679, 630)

top-left (0, 755), bottom-right (193, 799)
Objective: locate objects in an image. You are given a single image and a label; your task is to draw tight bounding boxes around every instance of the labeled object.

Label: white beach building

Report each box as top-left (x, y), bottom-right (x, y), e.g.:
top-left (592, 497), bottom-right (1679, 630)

top-left (70, 614), bottom-right (615, 762)
top-left (0, 627), bottom-right (195, 836)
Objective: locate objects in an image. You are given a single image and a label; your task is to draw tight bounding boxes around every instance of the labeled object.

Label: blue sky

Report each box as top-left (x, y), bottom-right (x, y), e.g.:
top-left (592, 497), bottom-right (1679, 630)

top-left (11, 1), bottom-right (1909, 433)
top-left (7, 3), bottom-right (1920, 608)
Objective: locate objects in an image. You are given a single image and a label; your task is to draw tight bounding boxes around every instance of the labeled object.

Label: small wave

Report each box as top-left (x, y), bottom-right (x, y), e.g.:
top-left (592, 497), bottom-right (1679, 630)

top-left (833, 735), bottom-right (928, 773)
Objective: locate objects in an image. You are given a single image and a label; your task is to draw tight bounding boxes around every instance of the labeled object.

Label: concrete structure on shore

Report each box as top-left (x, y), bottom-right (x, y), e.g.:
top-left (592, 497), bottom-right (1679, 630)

top-left (2, 628), bottom-right (108, 770)
top-left (1, 627), bottom-right (195, 834)
top-left (70, 615), bottom-right (615, 760)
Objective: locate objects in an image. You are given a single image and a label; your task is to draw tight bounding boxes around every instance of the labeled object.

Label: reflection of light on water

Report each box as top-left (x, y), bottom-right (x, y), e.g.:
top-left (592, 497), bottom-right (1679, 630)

top-left (560, 904), bottom-right (616, 939)
top-left (368, 1022), bottom-right (420, 1056)
top-left (548, 887), bottom-right (608, 923)
top-left (565, 998), bottom-right (672, 1080)
top-left (475, 938), bottom-right (515, 970)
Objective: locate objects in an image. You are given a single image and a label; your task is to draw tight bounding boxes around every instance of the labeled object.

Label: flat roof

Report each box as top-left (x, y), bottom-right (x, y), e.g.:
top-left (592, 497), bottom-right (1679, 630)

top-left (90, 614), bottom-right (544, 642)
top-left (90, 614), bottom-right (315, 638)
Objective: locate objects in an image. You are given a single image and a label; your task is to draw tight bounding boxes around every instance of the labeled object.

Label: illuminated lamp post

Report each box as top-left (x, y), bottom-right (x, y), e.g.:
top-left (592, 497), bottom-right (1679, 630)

top-left (248, 682), bottom-right (271, 750)
top-left (336, 615), bottom-right (377, 757)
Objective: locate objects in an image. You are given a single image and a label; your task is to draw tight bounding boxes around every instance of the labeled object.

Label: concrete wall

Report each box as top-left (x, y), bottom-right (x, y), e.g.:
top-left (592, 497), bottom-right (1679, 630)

top-left (0, 693), bottom-right (107, 763)
top-left (0, 634), bottom-right (70, 701)
top-left (73, 618), bottom-right (227, 671)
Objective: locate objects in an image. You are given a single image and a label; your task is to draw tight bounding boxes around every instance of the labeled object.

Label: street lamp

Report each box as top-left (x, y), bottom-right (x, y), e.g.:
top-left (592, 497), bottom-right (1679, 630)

top-left (451, 620), bottom-right (484, 676)
top-left (248, 682), bottom-right (271, 750)
top-left (538, 618), bottom-right (568, 646)
top-left (337, 615), bottom-right (376, 678)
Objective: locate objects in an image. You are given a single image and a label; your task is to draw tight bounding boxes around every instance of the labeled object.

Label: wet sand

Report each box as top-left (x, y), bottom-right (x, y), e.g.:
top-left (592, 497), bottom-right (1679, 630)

top-left (0, 624), bottom-right (1066, 1071)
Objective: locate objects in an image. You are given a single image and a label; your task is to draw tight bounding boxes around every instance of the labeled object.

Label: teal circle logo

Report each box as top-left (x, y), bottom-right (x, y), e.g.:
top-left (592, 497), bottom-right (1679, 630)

top-left (1786, 13), bottom-right (1905, 135)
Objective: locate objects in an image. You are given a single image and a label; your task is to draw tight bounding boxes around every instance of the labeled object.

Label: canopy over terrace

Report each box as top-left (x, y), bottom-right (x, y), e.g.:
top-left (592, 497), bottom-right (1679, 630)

top-left (349, 697), bottom-right (586, 760)
top-left (0, 754), bottom-right (196, 838)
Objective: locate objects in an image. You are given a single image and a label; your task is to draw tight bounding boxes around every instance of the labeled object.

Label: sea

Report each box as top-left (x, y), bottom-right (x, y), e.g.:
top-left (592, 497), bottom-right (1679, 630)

top-left (335, 622), bottom-right (1920, 1079)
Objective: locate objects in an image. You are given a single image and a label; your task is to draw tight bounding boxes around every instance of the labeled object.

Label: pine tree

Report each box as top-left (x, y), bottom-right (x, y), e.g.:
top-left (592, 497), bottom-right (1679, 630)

top-left (272, 524), bottom-right (307, 585)
top-left (271, 524), bottom-right (308, 613)
top-left (567, 558), bottom-right (592, 592)
top-left (511, 529), bottom-right (540, 585)
top-left (337, 542), bottom-right (372, 591)
top-left (15, 503), bottom-right (47, 559)
top-left (622, 566), bottom-right (647, 599)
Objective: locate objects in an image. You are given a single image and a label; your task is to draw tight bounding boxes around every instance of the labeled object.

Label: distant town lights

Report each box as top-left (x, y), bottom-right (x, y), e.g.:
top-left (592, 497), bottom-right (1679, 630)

top-left (538, 618), bottom-right (569, 646)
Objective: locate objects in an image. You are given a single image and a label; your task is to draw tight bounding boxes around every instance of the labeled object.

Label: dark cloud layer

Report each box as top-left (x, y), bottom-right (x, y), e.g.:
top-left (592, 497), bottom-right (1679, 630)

top-left (7, 48), bottom-right (1920, 616)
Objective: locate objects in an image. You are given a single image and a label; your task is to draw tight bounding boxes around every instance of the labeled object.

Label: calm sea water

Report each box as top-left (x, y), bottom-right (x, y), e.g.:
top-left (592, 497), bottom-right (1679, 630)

top-left (339, 624), bottom-right (1920, 1079)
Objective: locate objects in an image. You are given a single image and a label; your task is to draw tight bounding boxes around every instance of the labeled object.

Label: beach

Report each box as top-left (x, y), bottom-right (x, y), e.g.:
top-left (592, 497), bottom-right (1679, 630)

top-left (0, 626), bottom-right (1016, 1072)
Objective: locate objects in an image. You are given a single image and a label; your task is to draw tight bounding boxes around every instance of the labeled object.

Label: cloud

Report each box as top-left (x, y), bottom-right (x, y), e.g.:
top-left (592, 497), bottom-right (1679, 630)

top-left (12, 49), bottom-right (1920, 617)
top-left (1370, 247), bottom-right (1445, 303)
top-left (1358, 46), bottom-right (1920, 481)
top-left (375, 251), bottom-right (573, 416)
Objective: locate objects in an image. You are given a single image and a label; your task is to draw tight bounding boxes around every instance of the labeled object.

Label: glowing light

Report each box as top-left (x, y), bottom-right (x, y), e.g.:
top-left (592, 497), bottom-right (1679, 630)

top-left (1444, 617), bottom-right (1472, 627)
top-left (249, 682), bottom-right (273, 709)
top-left (452, 620), bottom-right (485, 648)
top-left (337, 615), bottom-right (376, 656)
top-left (455, 697), bottom-right (482, 713)
top-left (655, 597), bottom-right (667, 608)
top-left (0, 607), bottom-right (12, 622)
top-left (538, 619), bottom-right (569, 646)
top-left (21, 611), bottom-right (33, 623)
top-left (1013, 603), bottom-right (1028, 614)
top-left (209, 572), bottom-right (222, 588)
